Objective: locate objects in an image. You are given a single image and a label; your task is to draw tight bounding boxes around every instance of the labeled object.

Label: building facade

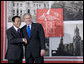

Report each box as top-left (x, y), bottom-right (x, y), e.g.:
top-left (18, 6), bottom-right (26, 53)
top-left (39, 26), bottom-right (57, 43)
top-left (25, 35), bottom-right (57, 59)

top-left (55, 25), bottom-right (83, 56)
top-left (8, 1), bottom-right (49, 22)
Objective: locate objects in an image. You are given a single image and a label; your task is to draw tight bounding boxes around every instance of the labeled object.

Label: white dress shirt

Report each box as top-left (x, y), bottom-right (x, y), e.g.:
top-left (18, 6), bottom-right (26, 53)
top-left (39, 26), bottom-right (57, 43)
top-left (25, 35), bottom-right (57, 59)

top-left (27, 22), bottom-right (32, 30)
top-left (13, 25), bottom-right (19, 31)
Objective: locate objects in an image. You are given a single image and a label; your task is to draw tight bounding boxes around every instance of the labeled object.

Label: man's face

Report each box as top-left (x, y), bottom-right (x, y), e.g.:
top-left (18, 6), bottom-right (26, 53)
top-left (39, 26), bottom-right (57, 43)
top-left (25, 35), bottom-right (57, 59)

top-left (24, 15), bottom-right (32, 25)
top-left (13, 18), bottom-right (21, 28)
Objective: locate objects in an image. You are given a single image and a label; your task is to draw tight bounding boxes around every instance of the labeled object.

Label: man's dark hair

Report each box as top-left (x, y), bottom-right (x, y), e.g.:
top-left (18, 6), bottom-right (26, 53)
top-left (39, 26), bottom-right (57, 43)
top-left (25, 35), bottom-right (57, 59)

top-left (12, 16), bottom-right (21, 22)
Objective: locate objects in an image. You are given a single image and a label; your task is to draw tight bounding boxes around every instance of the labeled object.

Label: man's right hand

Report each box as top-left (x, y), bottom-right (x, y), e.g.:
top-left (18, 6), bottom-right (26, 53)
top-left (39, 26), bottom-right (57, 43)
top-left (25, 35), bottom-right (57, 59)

top-left (23, 38), bottom-right (27, 44)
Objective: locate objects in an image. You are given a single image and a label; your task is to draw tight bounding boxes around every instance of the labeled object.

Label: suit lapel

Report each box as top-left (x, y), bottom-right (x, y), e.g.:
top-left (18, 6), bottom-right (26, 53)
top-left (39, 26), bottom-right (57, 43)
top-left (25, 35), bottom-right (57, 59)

top-left (11, 26), bottom-right (20, 37)
top-left (24, 23), bottom-right (34, 39)
top-left (30, 23), bottom-right (34, 38)
top-left (24, 25), bottom-right (29, 39)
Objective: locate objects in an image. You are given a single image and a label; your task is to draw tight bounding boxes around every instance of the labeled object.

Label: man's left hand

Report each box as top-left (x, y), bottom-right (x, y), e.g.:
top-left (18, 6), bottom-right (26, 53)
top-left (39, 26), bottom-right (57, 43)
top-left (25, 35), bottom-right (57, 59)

top-left (41, 49), bottom-right (45, 56)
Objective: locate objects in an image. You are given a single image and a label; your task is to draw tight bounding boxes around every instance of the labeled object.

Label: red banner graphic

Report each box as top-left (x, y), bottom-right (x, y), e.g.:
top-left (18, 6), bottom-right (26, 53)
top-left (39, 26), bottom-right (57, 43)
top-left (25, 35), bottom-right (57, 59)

top-left (37, 8), bottom-right (64, 37)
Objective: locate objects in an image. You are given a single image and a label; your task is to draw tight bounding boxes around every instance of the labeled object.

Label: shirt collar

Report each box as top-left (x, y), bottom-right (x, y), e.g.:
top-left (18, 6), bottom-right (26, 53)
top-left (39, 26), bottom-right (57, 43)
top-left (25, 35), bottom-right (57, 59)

top-left (13, 25), bottom-right (19, 31)
top-left (27, 22), bottom-right (32, 29)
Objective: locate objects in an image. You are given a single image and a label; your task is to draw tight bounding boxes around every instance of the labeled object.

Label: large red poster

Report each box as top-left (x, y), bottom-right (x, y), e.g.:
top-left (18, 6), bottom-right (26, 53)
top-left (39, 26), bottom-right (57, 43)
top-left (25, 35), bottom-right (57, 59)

top-left (37, 8), bottom-right (64, 37)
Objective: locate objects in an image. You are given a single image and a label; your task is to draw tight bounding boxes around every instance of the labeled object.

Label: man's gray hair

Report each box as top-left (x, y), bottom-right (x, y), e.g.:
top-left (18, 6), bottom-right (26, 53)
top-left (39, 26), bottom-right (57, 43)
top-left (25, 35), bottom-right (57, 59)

top-left (23, 13), bottom-right (32, 18)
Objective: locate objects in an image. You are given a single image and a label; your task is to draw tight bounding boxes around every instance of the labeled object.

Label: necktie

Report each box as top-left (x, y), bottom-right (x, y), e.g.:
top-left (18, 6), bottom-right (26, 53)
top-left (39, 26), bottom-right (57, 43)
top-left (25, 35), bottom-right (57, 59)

top-left (17, 28), bottom-right (21, 37)
top-left (27, 26), bottom-right (31, 38)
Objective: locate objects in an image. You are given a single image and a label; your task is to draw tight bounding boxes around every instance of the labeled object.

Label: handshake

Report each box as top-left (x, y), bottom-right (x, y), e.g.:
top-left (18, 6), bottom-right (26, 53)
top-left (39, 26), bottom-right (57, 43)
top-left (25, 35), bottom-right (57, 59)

top-left (23, 38), bottom-right (27, 44)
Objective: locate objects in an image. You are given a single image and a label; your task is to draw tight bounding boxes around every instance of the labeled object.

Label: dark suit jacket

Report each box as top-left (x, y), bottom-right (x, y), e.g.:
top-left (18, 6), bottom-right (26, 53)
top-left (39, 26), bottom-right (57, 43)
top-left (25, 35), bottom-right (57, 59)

top-left (5, 26), bottom-right (24, 60)
top-left (21, 23), bottom-right (45, 59)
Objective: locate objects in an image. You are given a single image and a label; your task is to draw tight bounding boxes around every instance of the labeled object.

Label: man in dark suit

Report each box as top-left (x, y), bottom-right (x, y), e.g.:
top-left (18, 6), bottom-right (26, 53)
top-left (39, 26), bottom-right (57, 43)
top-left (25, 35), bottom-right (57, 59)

top-left (21, 13), bottom-right (45, 63)
top-left (6, 16), bottom-right (27, 63)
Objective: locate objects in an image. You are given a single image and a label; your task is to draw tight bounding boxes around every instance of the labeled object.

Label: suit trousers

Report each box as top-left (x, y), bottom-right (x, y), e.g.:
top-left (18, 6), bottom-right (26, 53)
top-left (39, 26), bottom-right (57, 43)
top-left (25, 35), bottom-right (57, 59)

top-left (26, 55), bottom-right (44, 63)
top-left (8, 59), bottom-right (22, 63)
